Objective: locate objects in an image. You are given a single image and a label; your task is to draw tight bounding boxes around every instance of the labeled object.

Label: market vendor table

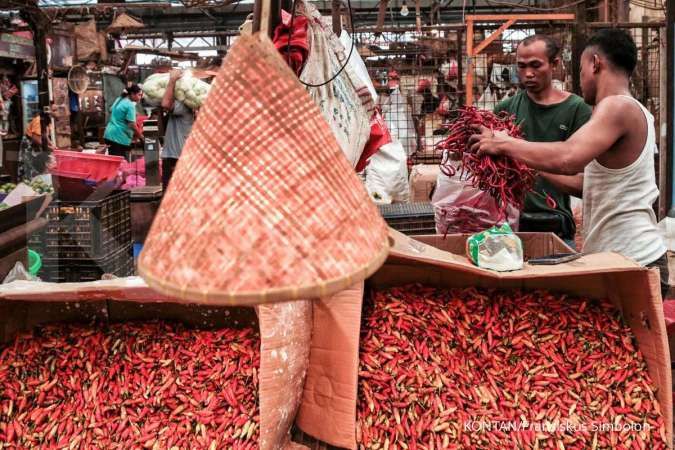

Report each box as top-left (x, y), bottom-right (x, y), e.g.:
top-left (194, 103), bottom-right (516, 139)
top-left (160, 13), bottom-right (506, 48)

top-left (130, 185), bottom-right (162, 244)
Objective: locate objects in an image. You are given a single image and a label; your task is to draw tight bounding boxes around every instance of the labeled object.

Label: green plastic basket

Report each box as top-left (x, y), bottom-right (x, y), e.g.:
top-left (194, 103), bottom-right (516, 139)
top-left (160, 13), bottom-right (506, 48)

top-left (28, 249), bottom-right (42, 276)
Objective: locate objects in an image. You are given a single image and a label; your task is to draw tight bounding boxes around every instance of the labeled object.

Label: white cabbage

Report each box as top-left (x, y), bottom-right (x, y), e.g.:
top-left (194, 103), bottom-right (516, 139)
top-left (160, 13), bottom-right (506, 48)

top-left (142, 70), bottom-right (211, 109)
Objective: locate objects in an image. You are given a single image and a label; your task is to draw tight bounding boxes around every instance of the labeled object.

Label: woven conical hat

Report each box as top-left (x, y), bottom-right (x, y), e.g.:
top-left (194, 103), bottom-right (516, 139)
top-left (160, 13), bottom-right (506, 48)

top-left (107, 13), bottom-right (145, 33)
top-left (138, 33), bottom-right (390, 306)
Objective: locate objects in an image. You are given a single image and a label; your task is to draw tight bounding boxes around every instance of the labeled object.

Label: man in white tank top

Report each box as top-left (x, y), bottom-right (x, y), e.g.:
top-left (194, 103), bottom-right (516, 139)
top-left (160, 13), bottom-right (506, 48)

top-left (469, 29), bottom-right (669, 298)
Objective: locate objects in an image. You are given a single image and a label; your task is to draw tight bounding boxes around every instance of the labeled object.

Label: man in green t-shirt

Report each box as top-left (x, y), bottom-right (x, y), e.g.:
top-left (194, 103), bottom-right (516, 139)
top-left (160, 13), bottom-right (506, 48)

top-left (494, 35), bottom-right (592, 247)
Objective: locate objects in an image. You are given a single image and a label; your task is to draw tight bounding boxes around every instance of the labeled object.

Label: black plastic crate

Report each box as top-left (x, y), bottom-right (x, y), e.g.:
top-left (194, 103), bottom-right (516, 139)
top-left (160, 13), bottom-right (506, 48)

top-left (377, 202), bottom-right (436, 235)
top-left (40, 244), bottom-right (133, 283)
top-left (28, 229), bottom-right (45, 255)
top-left (42, 190), bottom-right (131, 259)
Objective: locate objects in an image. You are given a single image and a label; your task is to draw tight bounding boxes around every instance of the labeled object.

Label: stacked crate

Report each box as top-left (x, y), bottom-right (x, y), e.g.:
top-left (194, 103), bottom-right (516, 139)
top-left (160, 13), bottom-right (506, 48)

top-left (38, 190), bottom-right (133, 282)
top-left (377, 202), bottom-right (436, 235)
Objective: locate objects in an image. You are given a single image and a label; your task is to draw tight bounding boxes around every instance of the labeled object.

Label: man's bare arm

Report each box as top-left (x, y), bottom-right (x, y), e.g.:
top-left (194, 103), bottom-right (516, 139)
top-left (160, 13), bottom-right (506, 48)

top-left (161, 70), bottom-right (181, 111)
top-left (540, 172), bottom-right (583, 197)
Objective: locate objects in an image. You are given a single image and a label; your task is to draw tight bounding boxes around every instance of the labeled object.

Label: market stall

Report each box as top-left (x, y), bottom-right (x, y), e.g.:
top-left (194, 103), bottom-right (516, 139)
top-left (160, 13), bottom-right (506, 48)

top-left (0, 0), bottom-right (674, 449)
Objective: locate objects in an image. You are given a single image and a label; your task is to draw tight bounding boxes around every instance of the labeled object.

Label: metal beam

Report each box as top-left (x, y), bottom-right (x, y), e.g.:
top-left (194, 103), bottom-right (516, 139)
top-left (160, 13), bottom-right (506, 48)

top-left (465, 13), bottom-right (575, 21)
top-left (588, 21), bottom-right (666, 28)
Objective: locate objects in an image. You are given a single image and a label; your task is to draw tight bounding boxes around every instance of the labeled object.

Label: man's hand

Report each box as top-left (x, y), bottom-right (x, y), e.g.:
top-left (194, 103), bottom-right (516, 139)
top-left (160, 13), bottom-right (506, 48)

top-left (468, 125), bottom-right (512, 156)
top-left (169, 69), bottom-right (182, 82)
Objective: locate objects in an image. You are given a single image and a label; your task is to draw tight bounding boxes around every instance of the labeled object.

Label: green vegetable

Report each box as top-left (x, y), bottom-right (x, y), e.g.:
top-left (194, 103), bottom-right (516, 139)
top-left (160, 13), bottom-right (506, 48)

top-left (142, 71), bottom-right (211, 109)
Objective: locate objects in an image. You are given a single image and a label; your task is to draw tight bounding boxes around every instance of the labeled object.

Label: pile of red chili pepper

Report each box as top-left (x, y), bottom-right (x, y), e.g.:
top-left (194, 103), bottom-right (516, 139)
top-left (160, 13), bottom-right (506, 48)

top-left (437, 106), bottom-right (537, 219)
top-left (357, 285), bottom-right (668, 449)
top-left (0, 322), bottom-right (260, 449)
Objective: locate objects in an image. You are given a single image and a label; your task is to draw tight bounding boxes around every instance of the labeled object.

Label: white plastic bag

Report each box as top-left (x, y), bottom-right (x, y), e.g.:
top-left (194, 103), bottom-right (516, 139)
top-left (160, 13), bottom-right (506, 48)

top-left (142, 71), bottom-right (211, 109)
top-left (364, 140), bottom-right (410, 204)
top-left (432, 171), bottom-right (519, 234)
top-left (3, 261), bottom-right (37, 284)
top-left (381, 87), bottom-right (416, 157)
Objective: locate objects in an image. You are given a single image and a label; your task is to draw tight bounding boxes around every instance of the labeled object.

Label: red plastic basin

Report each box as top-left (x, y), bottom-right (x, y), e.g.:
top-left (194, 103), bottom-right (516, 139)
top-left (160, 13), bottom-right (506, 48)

top-left (54, 150), bottom-right (123, 182)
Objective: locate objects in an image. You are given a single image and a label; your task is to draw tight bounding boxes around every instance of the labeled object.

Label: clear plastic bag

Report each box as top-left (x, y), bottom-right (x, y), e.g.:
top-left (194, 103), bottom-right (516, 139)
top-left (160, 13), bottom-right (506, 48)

top-left (3, 261), bottom-right (38, 284)
top-left (467, 223), bottom-right (524, 272)
top-left (432, 170), bottom-right (519, 234)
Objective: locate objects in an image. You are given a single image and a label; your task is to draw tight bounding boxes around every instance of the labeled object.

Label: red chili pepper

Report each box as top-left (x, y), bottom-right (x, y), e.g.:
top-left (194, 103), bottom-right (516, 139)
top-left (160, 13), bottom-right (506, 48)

top-left (0, 322), bottom-right (261, 448)
top-left (357, 285), bottom-right (669, 449)
top-left (436, 107), bottom-right (536, 223)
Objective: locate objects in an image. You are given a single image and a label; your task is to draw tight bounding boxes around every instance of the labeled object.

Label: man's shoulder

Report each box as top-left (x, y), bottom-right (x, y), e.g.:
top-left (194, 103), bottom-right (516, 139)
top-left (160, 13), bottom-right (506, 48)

top-left (494, 90), bottom-right (523, 113)
top-left (563, 93), bottom-right (591, 110)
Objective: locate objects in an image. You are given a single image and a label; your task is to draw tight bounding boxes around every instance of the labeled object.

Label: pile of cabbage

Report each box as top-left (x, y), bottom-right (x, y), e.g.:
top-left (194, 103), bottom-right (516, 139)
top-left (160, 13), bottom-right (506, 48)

top-left (142, 71), bottom-right (211, 109)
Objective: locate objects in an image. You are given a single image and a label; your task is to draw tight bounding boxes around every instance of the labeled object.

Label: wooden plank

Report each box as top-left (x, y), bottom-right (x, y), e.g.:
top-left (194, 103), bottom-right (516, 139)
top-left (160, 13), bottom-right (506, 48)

top-left (259, 0), bottom-right (273, 37)
top-left (473, 18), bottom-right (516, 56)
top-left (0, 33), bottom-right (35, 60)
top-left (465, 18), bottom-right (474, 107)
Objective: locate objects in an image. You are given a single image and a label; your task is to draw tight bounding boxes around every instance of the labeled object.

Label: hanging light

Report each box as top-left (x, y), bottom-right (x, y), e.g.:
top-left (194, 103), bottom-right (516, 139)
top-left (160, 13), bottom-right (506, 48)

top-left (400, 0), bottom-right (410, 16)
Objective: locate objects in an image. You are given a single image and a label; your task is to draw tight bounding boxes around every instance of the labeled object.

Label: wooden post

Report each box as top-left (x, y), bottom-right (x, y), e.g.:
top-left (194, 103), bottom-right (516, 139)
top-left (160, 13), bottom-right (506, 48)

top-left (457, 28), bottom-right (464, 104)
top-left (641, 17), bottom-right (649, 104)
top-left (24, 10), bottom-right (51, 155)
top-left (332, 0), bottom-right (342, 35)
top-left (571, 3), bottom-right (587, 96)
top-left (600, 0), bottom-right (609, 22)
top-left (376, 0), bottom-right (388, 34)
top-left (659, 26), bottom-right (668, 219)
top-left (415, 0), bottom-right (422, 33)
top-left (465, 18), bottom-right (474, 106)
top-left (666, 0), bottom-right (675, 216)
top-left (617, 0), bottom-right (629, 22)
top-left (252, 0), bottom-right (279, 38)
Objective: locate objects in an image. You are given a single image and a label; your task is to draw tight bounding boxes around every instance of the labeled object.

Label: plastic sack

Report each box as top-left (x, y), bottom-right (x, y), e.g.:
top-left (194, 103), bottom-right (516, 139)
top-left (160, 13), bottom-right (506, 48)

top-left (466, 223), bottom-right (523, 271)
top-left (432, 170), bottom-right (519, 234)
top-left (3, 261), bottom-right (38, 284)
top-left (364, 140), bottom-right (410, 205)
top-left (121, 174), bottom-right (146, 189)
top-left (142, 71), bottom-right (211, 109)
top-left (300, 6), bottom-right (371, 168)
top-left (381, 87), bottom-right (416, 158)
top-left (356, 110), bottom-right (392, 173)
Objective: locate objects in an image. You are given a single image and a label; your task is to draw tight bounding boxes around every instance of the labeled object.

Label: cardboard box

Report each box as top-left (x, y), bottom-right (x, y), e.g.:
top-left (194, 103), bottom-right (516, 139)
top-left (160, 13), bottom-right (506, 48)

top-left (0, 277), bottom-right (312, 450)
top-left (408, 164), bottom-right (440, 203)
top-left (296, 230), bottom-right (673, 449)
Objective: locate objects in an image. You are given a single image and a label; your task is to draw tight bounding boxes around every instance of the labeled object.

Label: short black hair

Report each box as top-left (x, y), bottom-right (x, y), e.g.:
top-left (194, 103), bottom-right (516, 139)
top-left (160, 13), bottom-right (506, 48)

top-left (121, 84), bottom-right (142, 98)
top-left (585, 29), bottom-right (637, 75)
top-left (518, 34), bottom-right (560, 62)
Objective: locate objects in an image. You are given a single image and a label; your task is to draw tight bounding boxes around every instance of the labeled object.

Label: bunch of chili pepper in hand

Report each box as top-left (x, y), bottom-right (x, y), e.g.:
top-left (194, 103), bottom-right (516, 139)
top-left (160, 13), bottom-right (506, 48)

top-left (437, 107), bottom-right (536, 220)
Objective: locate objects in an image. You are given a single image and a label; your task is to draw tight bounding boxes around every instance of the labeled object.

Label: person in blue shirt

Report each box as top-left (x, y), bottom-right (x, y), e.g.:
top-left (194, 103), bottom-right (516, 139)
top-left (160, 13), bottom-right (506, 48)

top-left (103, 84), bottom-right (144, 159)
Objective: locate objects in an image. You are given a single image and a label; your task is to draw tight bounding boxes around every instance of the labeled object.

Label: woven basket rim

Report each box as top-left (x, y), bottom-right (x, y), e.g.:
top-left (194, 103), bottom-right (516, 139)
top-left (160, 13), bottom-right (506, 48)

top-left (138, 235), bottom-right (390, 306)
